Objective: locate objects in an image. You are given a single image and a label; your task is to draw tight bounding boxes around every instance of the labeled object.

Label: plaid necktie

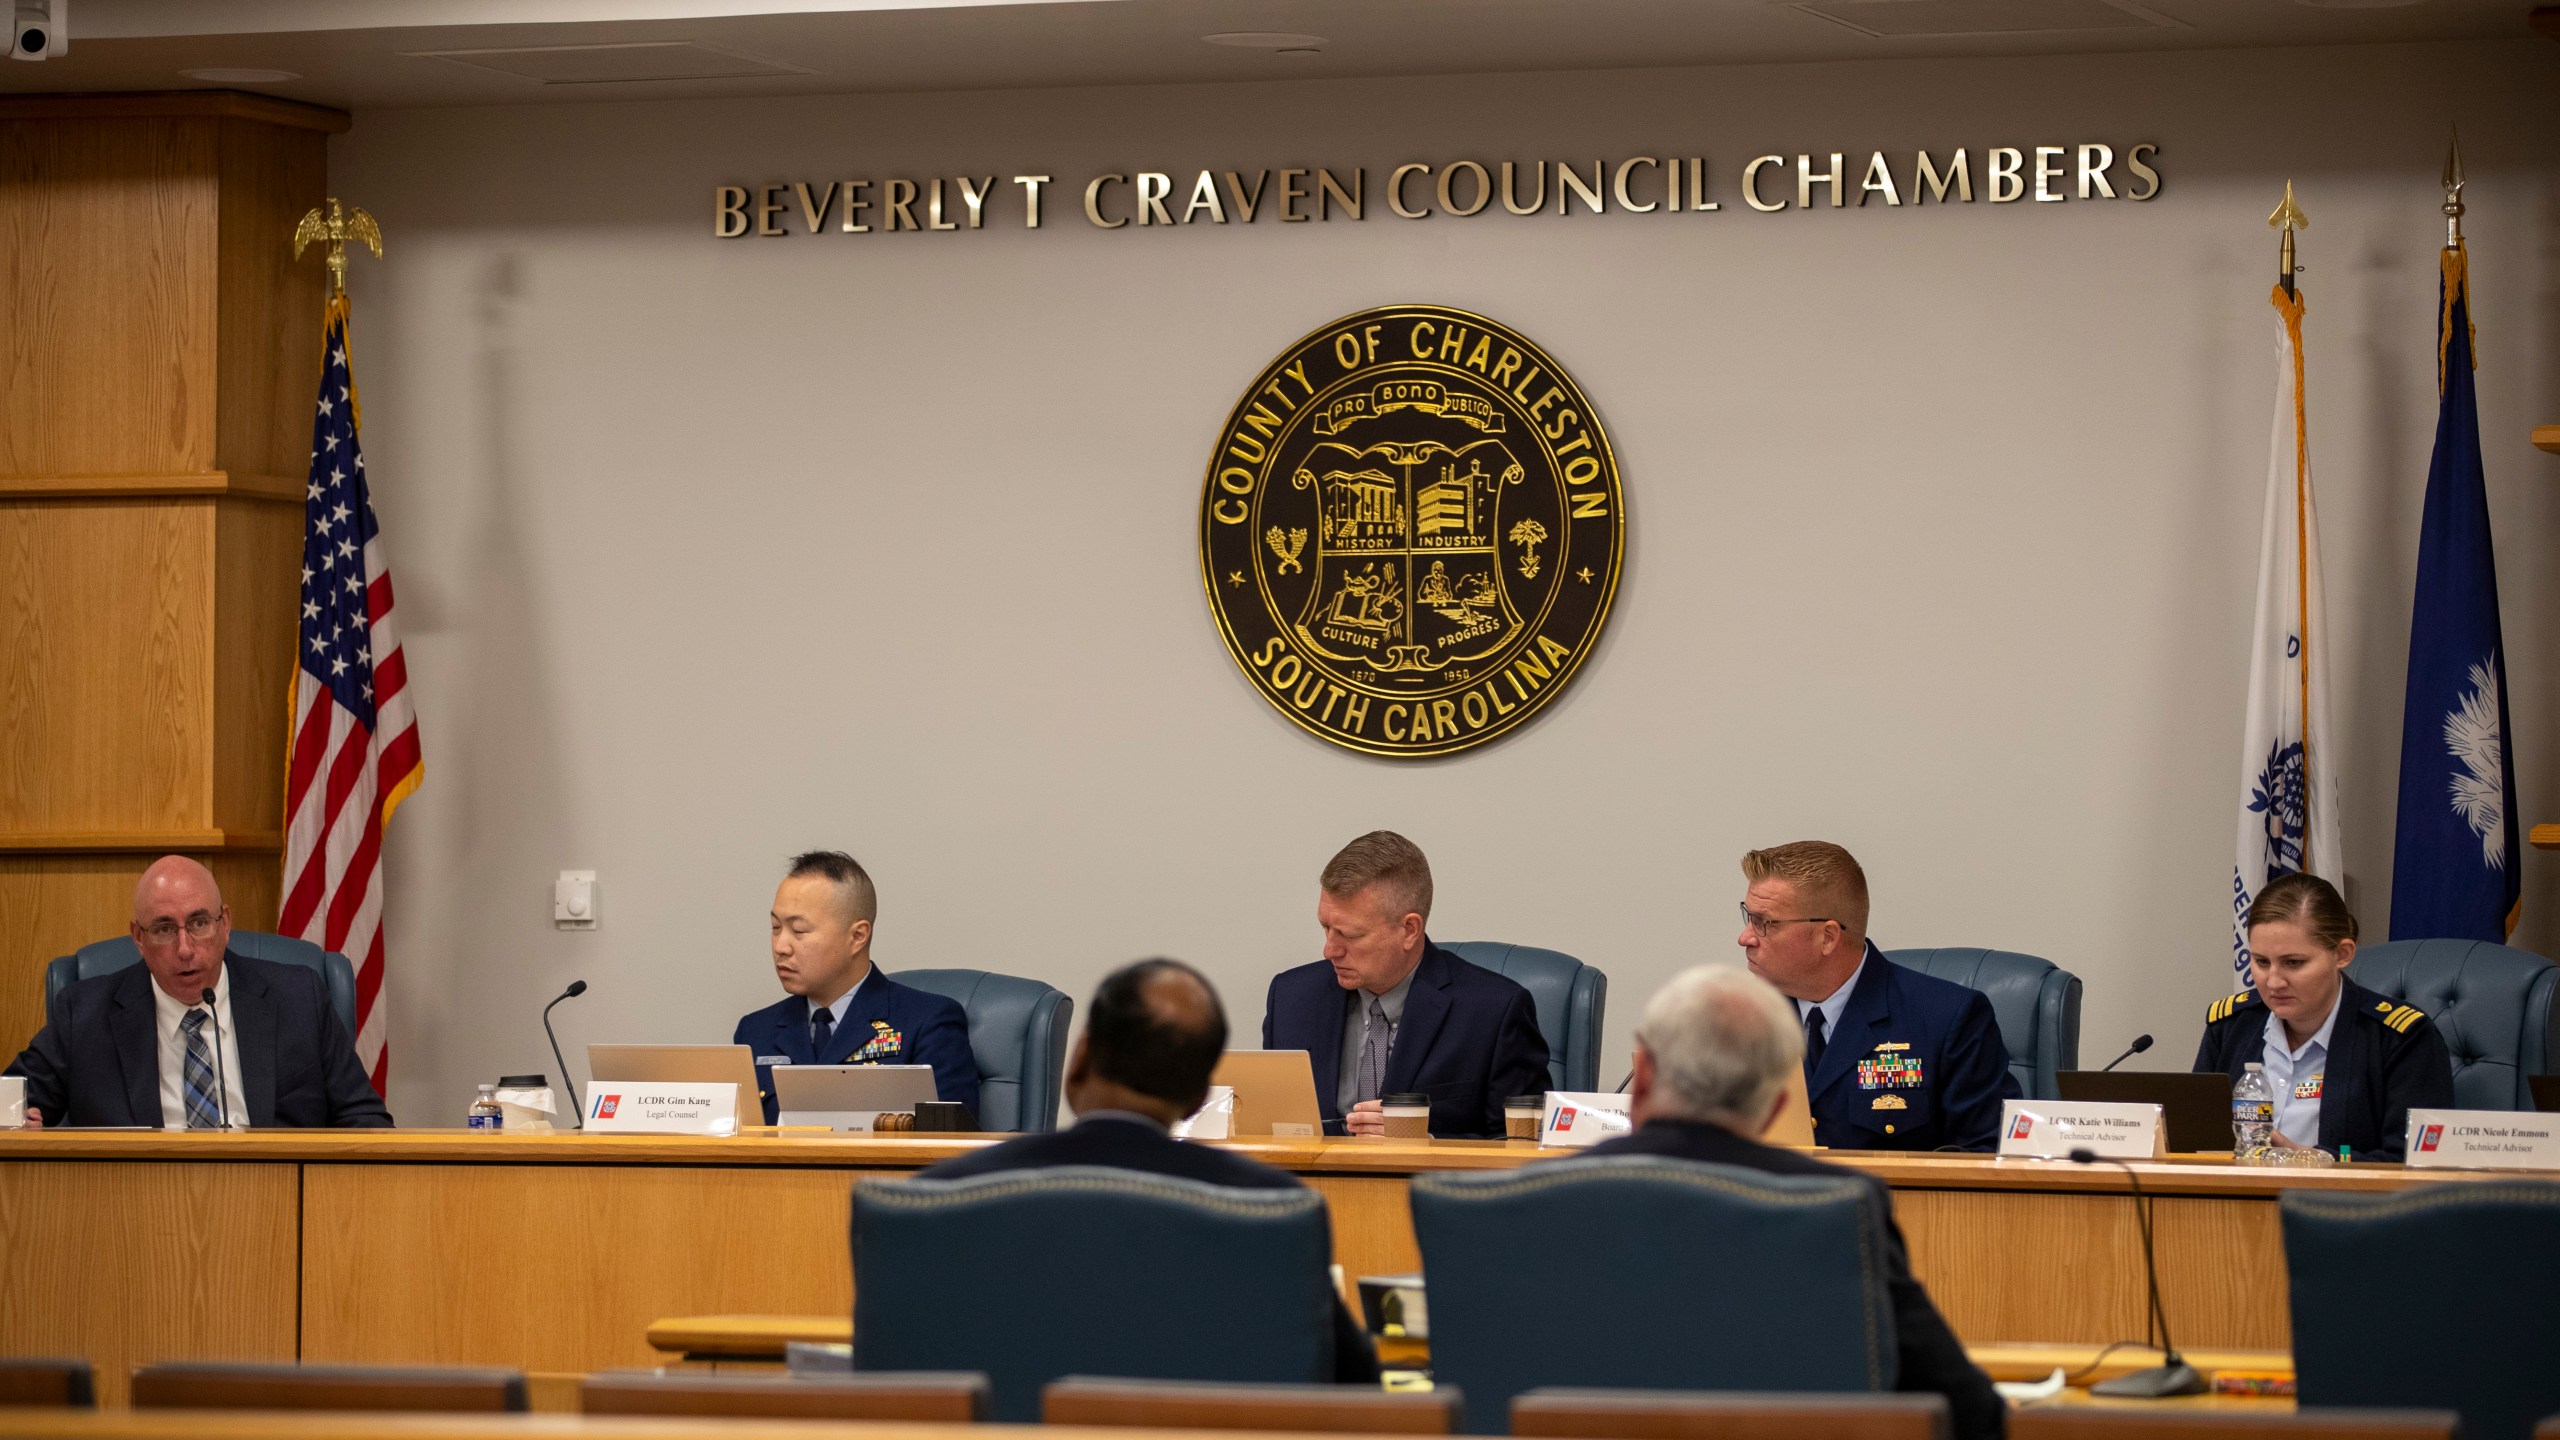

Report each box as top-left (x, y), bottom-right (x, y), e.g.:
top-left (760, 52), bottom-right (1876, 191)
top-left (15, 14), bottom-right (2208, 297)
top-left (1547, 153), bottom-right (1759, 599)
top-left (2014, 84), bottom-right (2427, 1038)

top-left (1356, 995), bottom-right (1393, 1103)
top-left (810, 1002), bottom-right (834, 1060)
top-left (179, 1010), bottom-right (223, 1130)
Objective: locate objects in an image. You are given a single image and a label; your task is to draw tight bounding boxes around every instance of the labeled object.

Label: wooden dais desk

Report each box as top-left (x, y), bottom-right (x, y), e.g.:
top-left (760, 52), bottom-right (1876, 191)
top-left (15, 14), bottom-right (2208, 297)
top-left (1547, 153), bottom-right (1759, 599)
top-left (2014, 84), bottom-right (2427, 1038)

top-left (0, 1130), bottom-right (2506, 1404)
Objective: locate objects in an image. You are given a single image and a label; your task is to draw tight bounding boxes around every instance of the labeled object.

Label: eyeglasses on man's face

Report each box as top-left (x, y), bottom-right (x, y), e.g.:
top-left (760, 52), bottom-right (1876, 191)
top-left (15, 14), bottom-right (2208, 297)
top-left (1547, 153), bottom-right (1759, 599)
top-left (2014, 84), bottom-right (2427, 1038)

top-left (1737, 903), bottom-right (1832, 938)
top-left (139, 909), bottom-right (226, 947)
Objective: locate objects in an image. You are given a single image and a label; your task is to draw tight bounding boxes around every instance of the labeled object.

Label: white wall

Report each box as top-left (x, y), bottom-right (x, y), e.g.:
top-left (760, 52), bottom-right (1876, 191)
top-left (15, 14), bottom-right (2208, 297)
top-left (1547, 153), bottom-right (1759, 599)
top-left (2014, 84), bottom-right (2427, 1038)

top-left (332, 38), bottom-right (2560, 1126)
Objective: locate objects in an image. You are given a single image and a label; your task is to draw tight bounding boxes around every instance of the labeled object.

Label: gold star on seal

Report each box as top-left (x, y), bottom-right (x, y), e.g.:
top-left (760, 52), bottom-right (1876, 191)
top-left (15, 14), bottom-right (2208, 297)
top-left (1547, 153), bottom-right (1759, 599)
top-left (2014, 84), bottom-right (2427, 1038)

top-left (1227, 571), bottom-right (1246, 587)
top-left (1577, 566), bottom-right (1594, 583)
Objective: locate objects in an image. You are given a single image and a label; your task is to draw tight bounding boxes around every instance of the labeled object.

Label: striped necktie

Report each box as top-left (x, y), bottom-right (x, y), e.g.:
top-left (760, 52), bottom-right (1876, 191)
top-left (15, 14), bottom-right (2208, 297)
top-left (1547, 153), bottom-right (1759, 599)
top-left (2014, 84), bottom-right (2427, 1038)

top-left (179, 1010), bottom-right (224, 1130)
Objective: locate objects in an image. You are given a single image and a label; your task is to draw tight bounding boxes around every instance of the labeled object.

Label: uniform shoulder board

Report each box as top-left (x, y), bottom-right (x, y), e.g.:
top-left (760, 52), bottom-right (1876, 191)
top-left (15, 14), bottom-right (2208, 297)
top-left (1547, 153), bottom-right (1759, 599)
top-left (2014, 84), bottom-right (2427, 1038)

top-left (2375, 1000), bottom-right (2427, 1034)
top-left (2206, 992), bottom-right (2251, 1024)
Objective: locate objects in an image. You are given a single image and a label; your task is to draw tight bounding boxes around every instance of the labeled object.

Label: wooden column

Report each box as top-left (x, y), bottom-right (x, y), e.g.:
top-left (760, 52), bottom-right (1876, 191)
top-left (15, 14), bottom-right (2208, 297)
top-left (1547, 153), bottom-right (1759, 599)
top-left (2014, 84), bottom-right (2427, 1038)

top-left (0, 92), bottom-right (348, 1055)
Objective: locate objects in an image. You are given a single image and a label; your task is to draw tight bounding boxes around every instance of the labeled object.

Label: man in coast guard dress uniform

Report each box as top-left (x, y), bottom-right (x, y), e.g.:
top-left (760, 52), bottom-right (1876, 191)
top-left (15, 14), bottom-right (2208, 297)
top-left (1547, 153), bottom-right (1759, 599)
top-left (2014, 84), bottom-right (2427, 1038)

top-left (733, 851), bottom-right (979, 1126)
top-left (1737, 842), bottom-right (2018, 1152)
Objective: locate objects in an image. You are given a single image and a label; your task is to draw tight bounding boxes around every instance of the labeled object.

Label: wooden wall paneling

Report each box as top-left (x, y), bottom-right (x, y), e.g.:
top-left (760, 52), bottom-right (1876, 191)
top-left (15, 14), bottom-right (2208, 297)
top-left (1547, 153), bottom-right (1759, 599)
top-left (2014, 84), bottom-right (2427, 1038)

top-left (210, 498), bottom-right (299, 834)
top-left (301, 1164), bottom-right (860, 1375)
top-left (0, 1161), bottom-right (299, 1407)
top-left (0, 851), bottom-right (281, 1052)
top-left (0, 499), bottom-right (214, 834)
top-left (214, 116), bottom-right (328, 483)
top-left (0, 117), bottom-right (219, 478)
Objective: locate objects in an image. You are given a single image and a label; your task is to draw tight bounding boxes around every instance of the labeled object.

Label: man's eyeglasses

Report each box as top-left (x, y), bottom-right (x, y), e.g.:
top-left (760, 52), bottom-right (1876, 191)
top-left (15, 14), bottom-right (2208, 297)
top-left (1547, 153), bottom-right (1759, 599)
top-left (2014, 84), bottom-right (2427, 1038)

top-left (1738, 903), bottom-right (1831, 938)
top-left (139, 910), bottom-right (225, 947)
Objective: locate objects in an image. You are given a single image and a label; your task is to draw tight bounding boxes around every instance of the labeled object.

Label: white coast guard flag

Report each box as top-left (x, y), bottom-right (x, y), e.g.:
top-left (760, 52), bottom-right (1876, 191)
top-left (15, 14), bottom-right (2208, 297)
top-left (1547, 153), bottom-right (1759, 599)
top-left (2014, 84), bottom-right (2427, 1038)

top-left (2230, 284), bottom-right (2342, 982)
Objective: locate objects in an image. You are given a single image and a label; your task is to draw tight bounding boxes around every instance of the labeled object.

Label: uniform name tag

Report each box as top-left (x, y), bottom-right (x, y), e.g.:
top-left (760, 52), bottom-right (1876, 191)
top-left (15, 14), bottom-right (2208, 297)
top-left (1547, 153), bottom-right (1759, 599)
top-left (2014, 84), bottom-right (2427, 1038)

top-left (586, 1083), bottom-right (738, 1137)
top-left (1996, 1100), bottom-right (2164, 1159)
top-left (1540, 1091), bottom-right (1633, 1149)
top-left (2404, 1109), bottom-right (2560, 1171)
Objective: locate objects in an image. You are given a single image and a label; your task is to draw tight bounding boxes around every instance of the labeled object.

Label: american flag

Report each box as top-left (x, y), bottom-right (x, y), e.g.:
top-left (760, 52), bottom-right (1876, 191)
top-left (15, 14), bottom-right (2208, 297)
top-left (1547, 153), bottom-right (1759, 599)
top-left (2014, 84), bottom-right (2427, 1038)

top-left (280, 297), bottom-right (422, 1094)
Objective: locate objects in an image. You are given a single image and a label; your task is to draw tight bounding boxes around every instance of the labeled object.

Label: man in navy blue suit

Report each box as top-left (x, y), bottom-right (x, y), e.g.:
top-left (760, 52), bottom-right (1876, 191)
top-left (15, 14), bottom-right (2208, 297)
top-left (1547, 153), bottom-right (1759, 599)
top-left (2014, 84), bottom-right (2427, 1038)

top-left (1262, 831), bottom-right (1548, 1139)
top-left (732, 851), bottom-right (979, 1126)
top-left (1737, 842), bottom-right (2018, 1152)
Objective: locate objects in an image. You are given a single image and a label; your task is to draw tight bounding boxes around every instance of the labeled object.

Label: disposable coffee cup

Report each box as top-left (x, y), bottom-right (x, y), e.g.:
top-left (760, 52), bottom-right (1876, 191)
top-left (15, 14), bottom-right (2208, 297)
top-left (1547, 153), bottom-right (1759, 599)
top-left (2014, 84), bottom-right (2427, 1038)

top-left (1380, 1093), bottom-right (1431, 1139)
top-left (1504, 1095), bottom-right (1544, 1141)
top-left (0, 1075), bottom-right (23, 1127)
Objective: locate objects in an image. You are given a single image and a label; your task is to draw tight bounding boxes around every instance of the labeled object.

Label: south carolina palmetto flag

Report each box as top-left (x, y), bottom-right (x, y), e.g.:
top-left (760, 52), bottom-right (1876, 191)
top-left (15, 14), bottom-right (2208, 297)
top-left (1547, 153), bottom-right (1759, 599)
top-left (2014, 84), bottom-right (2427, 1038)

top-left (2231, 280), bottom-right (2343, 983)
top-left (280, 295), bottom-right (422, 1092)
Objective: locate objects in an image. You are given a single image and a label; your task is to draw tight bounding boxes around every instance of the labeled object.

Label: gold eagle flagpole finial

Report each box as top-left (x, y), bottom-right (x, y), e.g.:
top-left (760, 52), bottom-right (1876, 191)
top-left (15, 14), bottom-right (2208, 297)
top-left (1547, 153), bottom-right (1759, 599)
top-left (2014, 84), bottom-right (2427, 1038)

top-left (292, 198), bottom-right (383, 299)
top-left (2440, 127), bottom-right (2465, 250)
top-left (2267, 179), bottom-right (2308, 300)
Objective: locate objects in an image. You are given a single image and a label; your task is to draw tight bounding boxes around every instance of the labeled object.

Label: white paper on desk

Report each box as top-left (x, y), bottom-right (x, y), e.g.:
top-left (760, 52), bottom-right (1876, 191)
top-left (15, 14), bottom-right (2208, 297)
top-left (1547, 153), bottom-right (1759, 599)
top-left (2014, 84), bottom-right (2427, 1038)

top-left (1171, 1087), bottom-right (1235, 1140)
top-left (1992, 1369), bottom-right (2066, 1403)
top-left (1541, 1092), bottom-right (1632, 1148)
top-left (0, 1076), bottom-right (23, 1127)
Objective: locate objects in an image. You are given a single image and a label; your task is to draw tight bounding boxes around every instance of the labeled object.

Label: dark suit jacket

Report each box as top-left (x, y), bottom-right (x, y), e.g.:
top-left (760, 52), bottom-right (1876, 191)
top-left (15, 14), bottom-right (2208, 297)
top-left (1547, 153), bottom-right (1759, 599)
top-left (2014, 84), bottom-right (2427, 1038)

top-left (733, 968), bottom-right (979, 1126)
top-left (1262, 941), bottom-right (1549, 1138)
top-left (918, 1114), bottom-right (1381, 1384)
top-left (1585, 1118), bottom-right (2004, 1440)
top-left (2192, 974), bottom-right (2454, 1161)
top-left (5, 954), bottom-right (393, 1128)
top-left (1806, 943), bottom-right (2020, 1153)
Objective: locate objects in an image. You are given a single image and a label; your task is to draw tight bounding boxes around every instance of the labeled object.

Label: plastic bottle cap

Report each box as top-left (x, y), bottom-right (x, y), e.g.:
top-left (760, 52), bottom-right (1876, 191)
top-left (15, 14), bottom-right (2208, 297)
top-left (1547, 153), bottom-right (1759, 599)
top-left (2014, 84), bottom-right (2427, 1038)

top-left (476, 1083), bottom-right (496, 1092)
top-left (2244, 1062), bottom-right (2263, 1071)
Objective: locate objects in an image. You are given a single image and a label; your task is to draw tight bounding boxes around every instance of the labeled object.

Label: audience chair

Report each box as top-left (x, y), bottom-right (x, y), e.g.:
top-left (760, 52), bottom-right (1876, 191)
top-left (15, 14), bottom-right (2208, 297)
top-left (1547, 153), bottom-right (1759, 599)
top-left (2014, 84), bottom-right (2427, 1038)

top-left (2282, 1181), bottom-right (2560, 1440)
top-left (853, 1166), bottom-right (1339, 1422)
top-left (1044, 1377), bottom-right (1459, 1433)
top-left (897, 968), bottom-right (1073, 1131)
top-left (1444, 942), bottom-right (1608, 1092)
top-left (1413, 1158), bottom-right (1898, 1435)
top-left (2349, 939), bottom-right (2558, 1109)
top-left (1513, 1388), bottom-right (1946, 1440)
top-left (0, 1359), bottom-right (95, 1407)
top-left (129, 1362), bottom-right (528, 1412)
top-left (580, 1370), bottom-right (988, 1420)
top-left (47, 931), bottom-right (359, 1035)
top-left (2010, 1408), bottom-right (2458, 1440)
top-left (1887, 948), bottom-right (2079, 1098)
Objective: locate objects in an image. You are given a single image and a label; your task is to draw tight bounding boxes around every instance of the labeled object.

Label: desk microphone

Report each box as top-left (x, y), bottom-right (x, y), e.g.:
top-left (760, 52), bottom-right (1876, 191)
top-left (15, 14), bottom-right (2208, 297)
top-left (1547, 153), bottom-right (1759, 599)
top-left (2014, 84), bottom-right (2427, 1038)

top-left (2069, 1147), bottom-right (2205, 1397)
top-left (2099, 1034), bottom-right (2155, 1072)
top-left (200, 987), bottom-right (237, 1130)
top-left (543, 980), bottom-right (588, 1127)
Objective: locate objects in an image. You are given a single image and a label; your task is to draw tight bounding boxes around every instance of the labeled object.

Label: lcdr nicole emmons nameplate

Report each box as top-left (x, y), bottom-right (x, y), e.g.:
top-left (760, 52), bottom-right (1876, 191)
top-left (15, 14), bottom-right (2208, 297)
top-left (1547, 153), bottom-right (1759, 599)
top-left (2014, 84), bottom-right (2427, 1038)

top-left (1201, 305), bottom-right (1625, 758)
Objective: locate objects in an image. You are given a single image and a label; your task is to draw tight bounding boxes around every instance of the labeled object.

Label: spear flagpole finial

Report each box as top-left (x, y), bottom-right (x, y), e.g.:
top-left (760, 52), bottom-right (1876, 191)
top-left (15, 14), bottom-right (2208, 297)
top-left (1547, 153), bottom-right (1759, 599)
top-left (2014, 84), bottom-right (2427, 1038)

top-left (2441, 127), bottom-right (2465, 250)
top-left (2267, 179), bottom-right (2308, 299)
top-left (292, 197), bottom-right (384, 299)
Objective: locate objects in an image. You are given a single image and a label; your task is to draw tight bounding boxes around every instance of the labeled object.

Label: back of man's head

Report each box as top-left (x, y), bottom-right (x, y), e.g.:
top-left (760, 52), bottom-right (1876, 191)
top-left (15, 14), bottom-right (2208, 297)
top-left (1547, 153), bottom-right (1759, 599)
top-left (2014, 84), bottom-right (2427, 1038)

top-left (1636, 965), bottom-right (1804, 1131)
top-left (1085, 959), bottom-right (1229, 1112)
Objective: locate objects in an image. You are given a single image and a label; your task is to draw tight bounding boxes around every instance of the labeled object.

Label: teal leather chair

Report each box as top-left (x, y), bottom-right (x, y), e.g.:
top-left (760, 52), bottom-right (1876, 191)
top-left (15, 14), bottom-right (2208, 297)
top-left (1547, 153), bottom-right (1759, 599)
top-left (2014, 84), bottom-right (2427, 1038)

top-left (1413, 1158), bottom-right (1896, 1434)
top-left (45, 931), bottom-right (357, 1034)
top-left (1445, 942), bottom-right (1607, 1093)
top-left (2282, 1182), bottom-right (2560, 1440)
top-left (896, 969), bottom-right (1072, 1133)
top-left (852, 1167), bottom-right (1338, 1421)
top-left (2347, 940), bottom-right (2557, 1110)
top-left (1888, 948), bottom-right (2078, 1099)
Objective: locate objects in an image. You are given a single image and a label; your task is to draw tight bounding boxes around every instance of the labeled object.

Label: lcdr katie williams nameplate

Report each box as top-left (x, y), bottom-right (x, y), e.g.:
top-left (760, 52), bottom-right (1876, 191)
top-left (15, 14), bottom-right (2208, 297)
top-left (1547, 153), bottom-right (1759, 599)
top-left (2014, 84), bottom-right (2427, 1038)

top-left (1201, 306), bottom-right (1625, 758)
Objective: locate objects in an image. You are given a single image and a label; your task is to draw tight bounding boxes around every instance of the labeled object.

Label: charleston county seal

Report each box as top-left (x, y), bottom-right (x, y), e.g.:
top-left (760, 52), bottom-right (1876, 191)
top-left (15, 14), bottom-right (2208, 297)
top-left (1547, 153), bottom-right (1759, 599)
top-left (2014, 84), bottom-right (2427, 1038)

top-left (1201, 305), bottom-right (1625, 757)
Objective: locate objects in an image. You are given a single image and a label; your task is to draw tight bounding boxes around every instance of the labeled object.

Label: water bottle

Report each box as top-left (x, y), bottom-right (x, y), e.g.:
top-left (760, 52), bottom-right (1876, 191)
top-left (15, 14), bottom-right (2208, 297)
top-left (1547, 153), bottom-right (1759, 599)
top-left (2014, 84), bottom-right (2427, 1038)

top-left (467, 1083), bottom-right (504, 1131)
top-left (2231, 1062), bottom-right (2274, 1158)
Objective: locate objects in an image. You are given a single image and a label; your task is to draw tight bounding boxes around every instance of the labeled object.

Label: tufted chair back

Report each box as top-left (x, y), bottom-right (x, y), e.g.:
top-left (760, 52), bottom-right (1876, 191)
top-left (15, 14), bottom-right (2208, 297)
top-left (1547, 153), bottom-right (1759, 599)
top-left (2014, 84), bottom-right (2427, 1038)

top-left (48, 932), bottom-right (357, 1034)
top-left (894, 969), bottom-right (1073, 1132)
top-left (1886, 948), bottom-right (2079, 1099)
top-left (2347, 940), bottom-right (2557, 1111)
top-left (1443, 942), bottom-right (1607, 1093)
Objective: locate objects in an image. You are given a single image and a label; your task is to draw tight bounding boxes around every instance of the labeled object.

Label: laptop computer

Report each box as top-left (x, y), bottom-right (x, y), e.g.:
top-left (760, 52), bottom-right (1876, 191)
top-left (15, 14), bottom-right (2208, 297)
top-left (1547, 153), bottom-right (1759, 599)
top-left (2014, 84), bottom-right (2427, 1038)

top-left (771, 1064), bottom-right (941, 1131)
top-left (2055, 1070), bottom-right (2233, 1154)
top-left (586, 1043), bottom-right (764, 1129)
top-left (2531, 1075), bottom-right (2560, 1113)
top-left (1209, 1050), bottom-right (1325, 1137)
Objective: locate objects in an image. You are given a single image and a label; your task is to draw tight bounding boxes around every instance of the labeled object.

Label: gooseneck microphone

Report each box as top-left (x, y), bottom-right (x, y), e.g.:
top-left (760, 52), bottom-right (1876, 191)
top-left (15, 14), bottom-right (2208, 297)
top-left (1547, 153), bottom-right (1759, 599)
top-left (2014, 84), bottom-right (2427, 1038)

top-left (2099, 1034), bottom-right (2156, 1072)
top-left (200, 987), bottom-right (237, 1130)
top-left (2069, 1147), bottom-right (2205, 1397)
top-left (543, 980), bottom-right (588, 1127)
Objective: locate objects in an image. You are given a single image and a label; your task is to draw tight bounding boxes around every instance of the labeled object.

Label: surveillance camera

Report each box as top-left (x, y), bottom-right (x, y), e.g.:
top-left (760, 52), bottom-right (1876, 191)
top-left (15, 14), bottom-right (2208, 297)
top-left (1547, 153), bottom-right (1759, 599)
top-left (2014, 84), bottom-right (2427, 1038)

top-left (10, 0), bottom-right (66, 62)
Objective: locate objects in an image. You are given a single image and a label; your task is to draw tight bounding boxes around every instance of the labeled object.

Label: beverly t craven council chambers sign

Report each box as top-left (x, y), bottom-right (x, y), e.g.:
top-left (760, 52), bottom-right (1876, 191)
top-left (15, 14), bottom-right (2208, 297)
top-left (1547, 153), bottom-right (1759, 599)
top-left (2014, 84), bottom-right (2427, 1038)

top-left (712, 141), bottom-right (2161, 236)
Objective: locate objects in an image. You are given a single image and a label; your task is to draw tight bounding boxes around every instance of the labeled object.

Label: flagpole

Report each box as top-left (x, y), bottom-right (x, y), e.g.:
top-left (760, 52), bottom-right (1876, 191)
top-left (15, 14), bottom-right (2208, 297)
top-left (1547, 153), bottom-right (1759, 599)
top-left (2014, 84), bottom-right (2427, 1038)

top-left (2267, 182), bottom-right (2313, 870)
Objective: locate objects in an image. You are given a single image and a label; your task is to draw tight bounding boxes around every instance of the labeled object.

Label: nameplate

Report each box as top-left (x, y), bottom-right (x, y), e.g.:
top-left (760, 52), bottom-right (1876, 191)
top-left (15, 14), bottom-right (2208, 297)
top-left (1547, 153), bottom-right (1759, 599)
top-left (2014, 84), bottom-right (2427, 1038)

top-left (2405, 1109), bottom-right (2560, 1171)
top-left (1540, 1091), bottom-right (1632, 1149)
top-left (586, 1083), bottom-right (738, 1136)
top-left (1997, 1100), bottom-right (2164, 1159)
